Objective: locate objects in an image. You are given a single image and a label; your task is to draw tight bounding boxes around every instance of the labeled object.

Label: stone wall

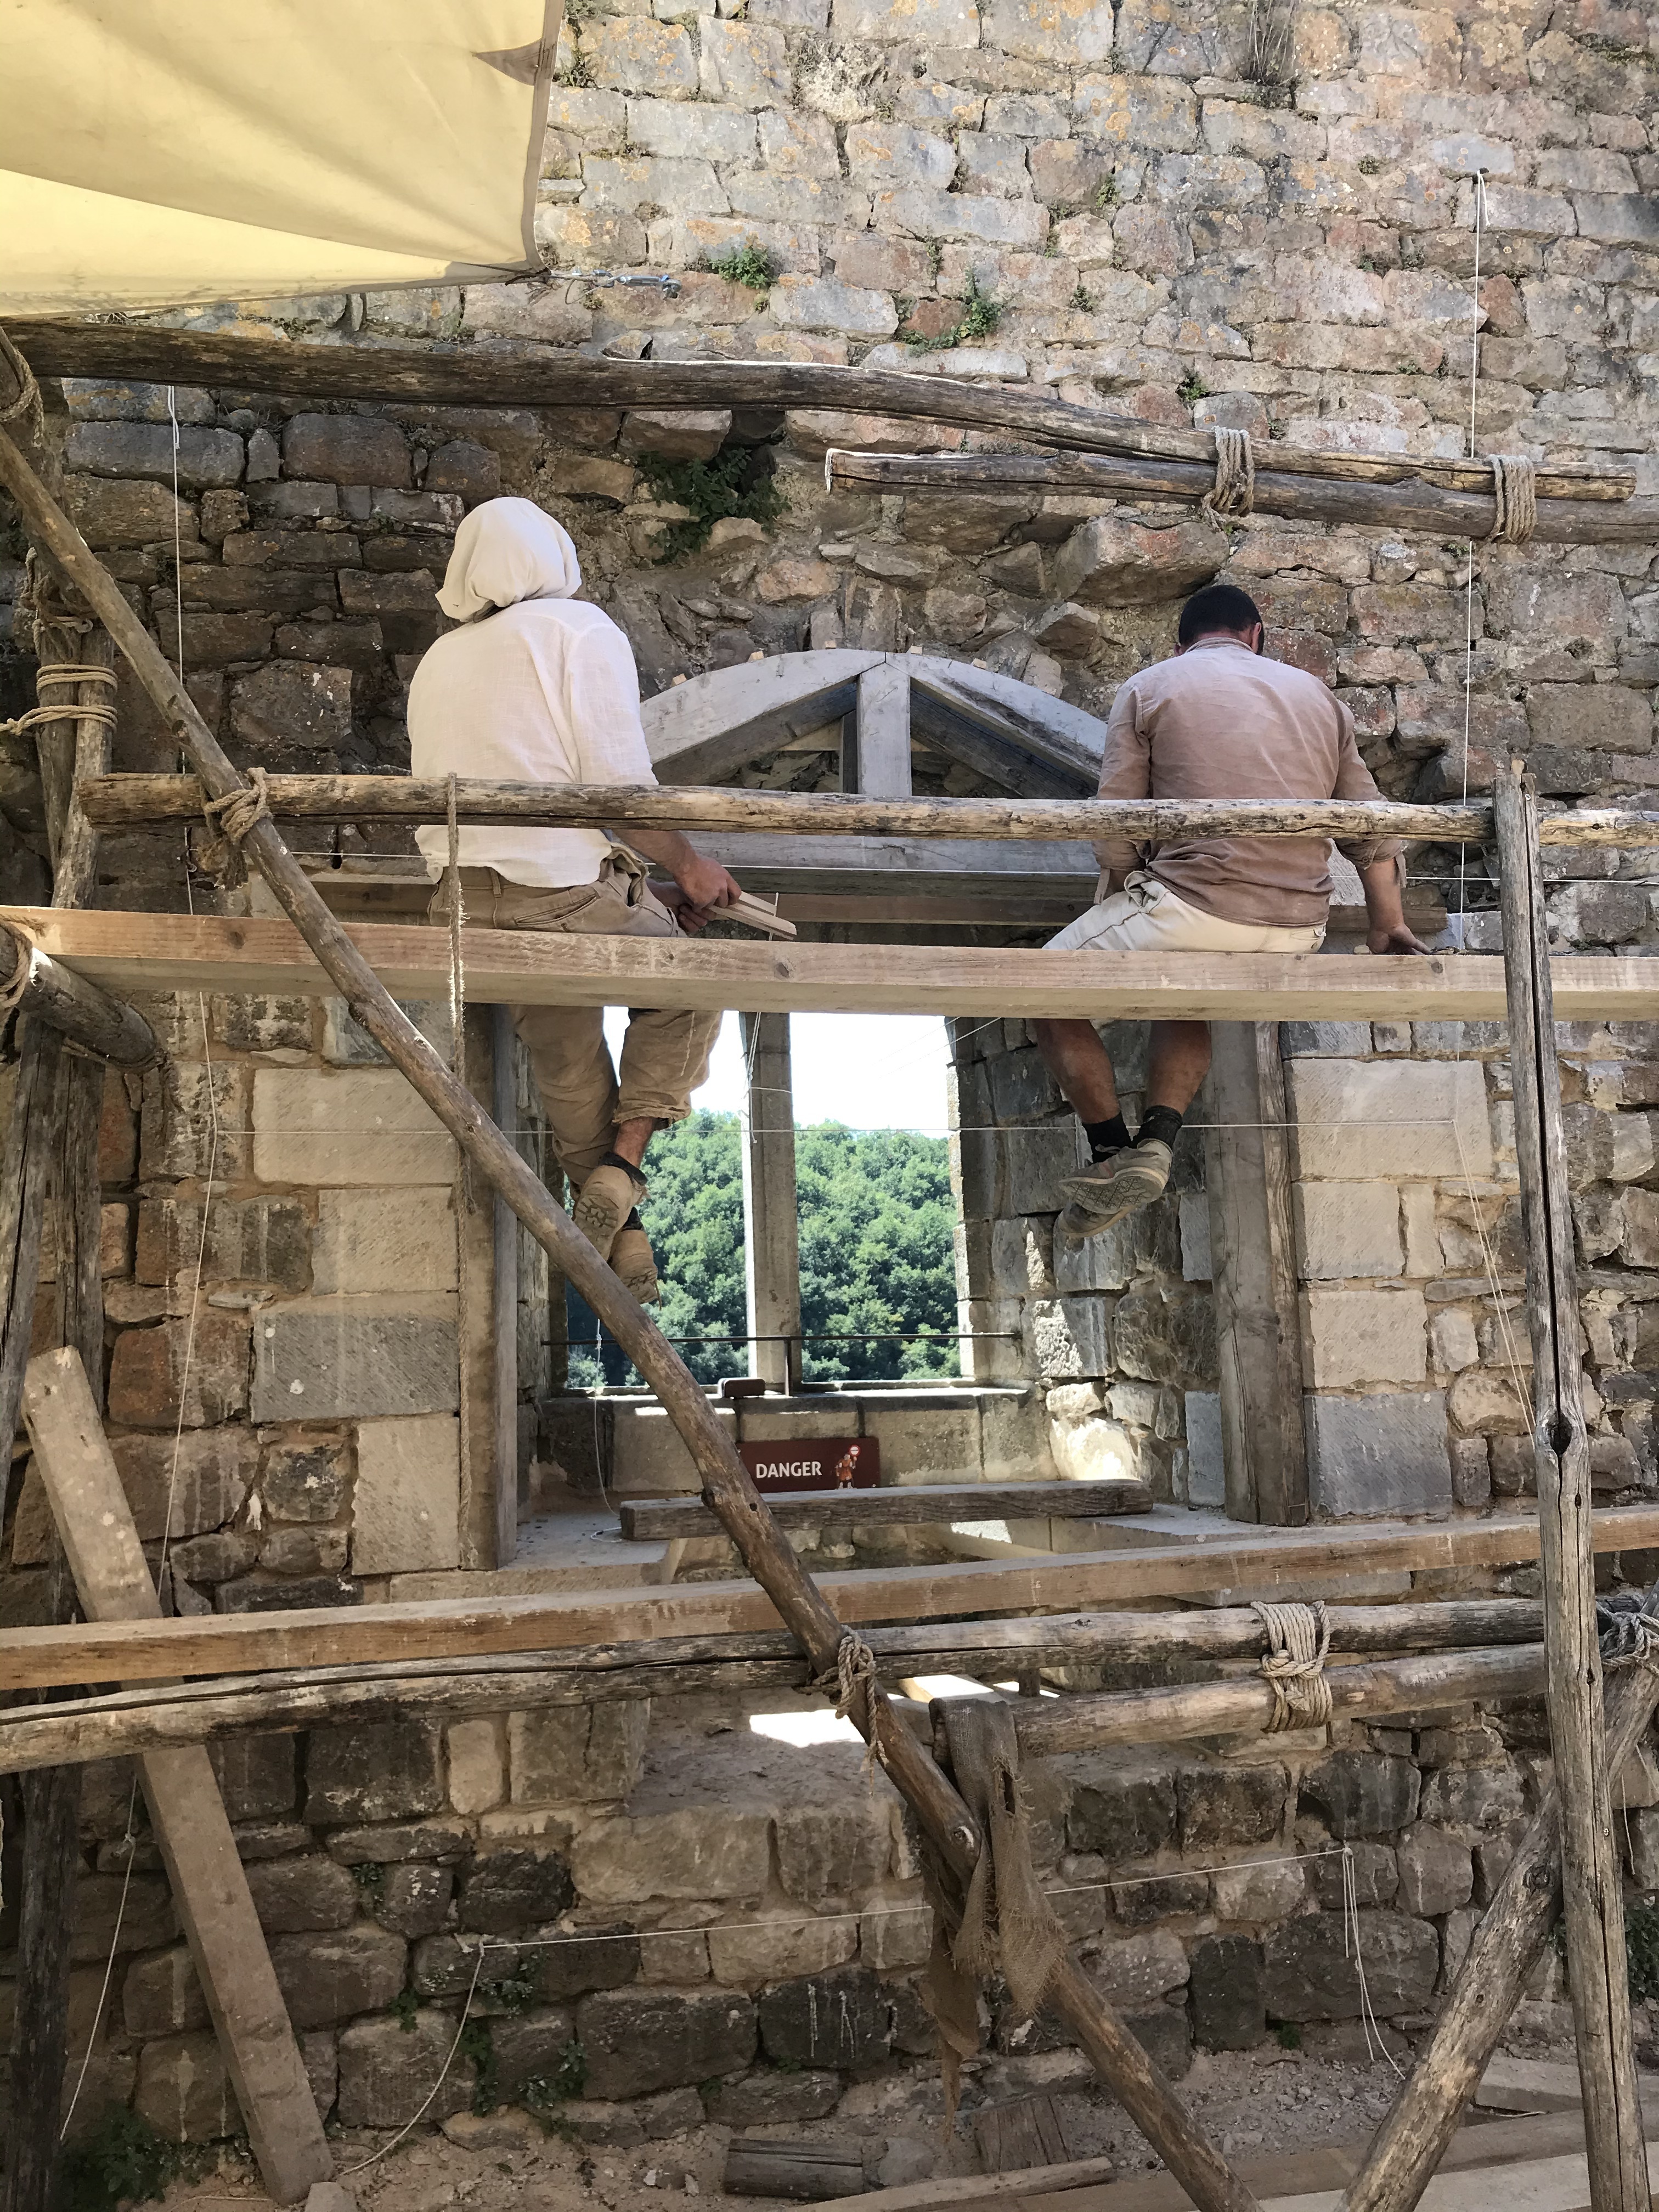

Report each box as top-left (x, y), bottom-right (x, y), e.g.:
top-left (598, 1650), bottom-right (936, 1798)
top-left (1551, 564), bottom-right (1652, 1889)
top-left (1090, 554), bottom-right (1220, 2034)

top-left (15, 1672), bottom-right (1644, 2148)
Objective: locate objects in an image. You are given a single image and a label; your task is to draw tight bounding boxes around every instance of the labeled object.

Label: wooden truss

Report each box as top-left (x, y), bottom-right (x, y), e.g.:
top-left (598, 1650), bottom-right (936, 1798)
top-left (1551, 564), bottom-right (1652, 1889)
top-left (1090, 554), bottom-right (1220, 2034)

top-left (4, 322), bottom-right (1659, 2212)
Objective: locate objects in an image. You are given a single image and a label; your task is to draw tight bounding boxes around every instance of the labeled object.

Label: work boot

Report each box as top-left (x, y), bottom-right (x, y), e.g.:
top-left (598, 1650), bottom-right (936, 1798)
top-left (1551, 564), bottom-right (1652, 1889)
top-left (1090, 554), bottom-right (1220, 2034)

top-left (572, 1155), bottom-right (647, 1264)
top-left (1057, 1138), bottom-right (1173, 1243)
top-left (611, 1218), bottom-right (661, 1306)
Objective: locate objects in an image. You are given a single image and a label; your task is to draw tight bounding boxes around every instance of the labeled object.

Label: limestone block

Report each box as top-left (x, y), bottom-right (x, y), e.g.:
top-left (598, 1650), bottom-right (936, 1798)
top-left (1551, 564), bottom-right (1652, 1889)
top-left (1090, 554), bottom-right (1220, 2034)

top-left (1066, 1760), bottom-right (1176, 1861)
top-left (770, 275), bottom-right (899, 336)
top-left (775, 1798), bottom-right (894, 1908)
top-left (245, 1857), bottom-right (359, 1934)
top-left (64, 475), bottom-right (199, 549)
top-left (142, 1060), bottom-right (250, 1180)
top-left (312, 1189), bottom-right (457, 1297)
top-left (325, 1816), bottom-right (471, 1864)
top-left (136, 2032), bottom-right (240, 2142)
top-left (269, 1926), bottom-right (408, 2030)
top-left (68, 419), bottom-right (244, 489)
top-left (352, 1415), bottom-right (461, 1573)
top-left (1396, 1825), bottom-right (1474, 1917)
top-left (708, 1906), bottom-right (859, 1983)
top-left (706, 2070), bottom-right (844, 2125)
top-left (1190, 1934), bottom-right (1265, 2050)
top-left (1178, 1763), bottom-right (1286, 1851)
top-left (252, 1068), bottom-right (455, 1185)
top-left (1050, 1412), bottom-right (1137, 1483)
top-left (251, 1302), bottom-right (459, 1424)
top-left (209, 1735), bottom-right (296, 1821)
top-left (229, 662), bottom-right (352, 755)
top-left (488, 2006), bottom-right (581, 2100)
top-left (1300, 1752), bottom-right (1419, 1839)
top-left (1029, 1296), bottom-right (1112, 1380)
top-left (123, 1946), bottom-right (208, 2038)
top-left (1401, 1185), bottom-right (1438, 1277)
top-left (338, 2011), bottom-right (472, 2126)
top-left (1293, 1182), bottom-right (1402, 1279)
top-left (1006, 1120), bottom-right (1087, 1212)
top-left (1054, 1211), bottom-right (1138, 1293)
top-left (1263, 1912), bottom-right (1438, 2022)
top-left (459, 1846), bottom-right (575, 1931)
top-left (758, 1966), bottom-right (890, 2068)
top-left (1302, 1289), bottom-right (1426, 1389)
top-left (1418, 1764), bottom-right (1525, 1832)
top-left (1115, 1284), bottom-right (1215, 1387)
top-left (1430, 1308), bottom-right (1480, 1372)
top-left (991, 1214), bottom-right (1057, 1297)
top-left (1286, 1059), bottom-right (1491, 1180)
top-left (445, 1719), bottom-right (506, 1815)
top-left (1447, 1368), bottom-right (1529, 1435)
top-left (578, 1988), bottom-right (757, 2099)
top-left (573, 1809), bottom-right (772, 1903)
top-left (1313, 1843), bottom-right (1397, 1909)
top-left (108, 1314), bottom-right (250, 1429)
top-left (612, 1402), bottom-right (737, 1495)
top-left (1047, 514), bottom-right (1226, 607)
top-left (1182, 1391), bottom-right (1225, 1506)
top-left (1091, 1929), bottom-right (1189, 2008)
top-left (868, 1400), bottom-right (981, 1485)
top-left (137, 1194), bottom-right (310, 1292)
top-left (1281, 1022), bottom-right (1373, 1057)
top-left (262, 1442), bottom-right (346, 1522)
top-left (375, 1864), bottom-right (453, 1939)
top-left (1451, 1435), bottom-right (1491, 1508)
top-left (1179, 1192), bottom-right (1211, 1282)
top-left (71, 1873), bottom-right (175, 1962)
top-left (323, 997), bottom-right (453, 1068)
top-left (509, 1702), bottom-right (650, 1805)
top-left (1306, 1391), bottom-right (1451, 1516)
top-left (619, 408), bottom-right (732, 460)
top-left (305, 1719), bottom-right (445, 1825)
top-left (696, 18), bottom-right (787, 100)
top-left (281, 414), bottom-right (411, 488)
top-left (1209, 1853), bottom-right (1308, 1923)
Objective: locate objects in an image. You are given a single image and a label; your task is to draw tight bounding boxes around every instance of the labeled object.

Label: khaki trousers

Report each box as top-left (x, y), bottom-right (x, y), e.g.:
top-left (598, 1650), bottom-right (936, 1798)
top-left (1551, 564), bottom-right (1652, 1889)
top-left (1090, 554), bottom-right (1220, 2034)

top-left (435, 856), bottom-right (721, 1188)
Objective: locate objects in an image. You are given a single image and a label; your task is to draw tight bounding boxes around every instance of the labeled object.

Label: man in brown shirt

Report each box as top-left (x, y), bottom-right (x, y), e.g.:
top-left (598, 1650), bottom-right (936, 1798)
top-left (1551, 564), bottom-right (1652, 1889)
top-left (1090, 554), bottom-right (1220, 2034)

top-left (1034, 582), bottom-right (1426, 1240)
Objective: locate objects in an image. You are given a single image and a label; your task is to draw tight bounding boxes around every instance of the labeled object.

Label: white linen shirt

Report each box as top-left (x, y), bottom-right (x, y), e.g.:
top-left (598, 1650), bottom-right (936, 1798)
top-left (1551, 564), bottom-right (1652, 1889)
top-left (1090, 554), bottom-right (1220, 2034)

top-left (408, 498), bottom-right (656, 888)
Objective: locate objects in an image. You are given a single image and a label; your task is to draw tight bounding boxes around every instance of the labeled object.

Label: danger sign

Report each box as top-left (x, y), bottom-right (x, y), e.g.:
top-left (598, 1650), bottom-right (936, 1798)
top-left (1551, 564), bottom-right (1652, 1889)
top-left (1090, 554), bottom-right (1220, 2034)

top-left (738, 1437), bottom-right (882, 1495)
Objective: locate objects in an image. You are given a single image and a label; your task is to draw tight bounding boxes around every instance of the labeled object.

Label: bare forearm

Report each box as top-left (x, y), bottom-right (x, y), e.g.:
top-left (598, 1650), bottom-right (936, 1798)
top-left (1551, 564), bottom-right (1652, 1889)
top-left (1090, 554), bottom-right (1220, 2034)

top-left (622, 827), bottom-right (699, 877)
top-left (1361, 855), bottom-right (1406, 932)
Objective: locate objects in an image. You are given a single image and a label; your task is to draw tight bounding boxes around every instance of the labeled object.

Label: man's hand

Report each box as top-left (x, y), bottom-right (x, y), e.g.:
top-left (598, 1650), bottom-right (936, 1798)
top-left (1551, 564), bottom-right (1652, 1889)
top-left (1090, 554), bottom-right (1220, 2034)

top-left (673, 853), bottom-right (741, 930)
top-left (1368, 919), bottom-right (1431, 956)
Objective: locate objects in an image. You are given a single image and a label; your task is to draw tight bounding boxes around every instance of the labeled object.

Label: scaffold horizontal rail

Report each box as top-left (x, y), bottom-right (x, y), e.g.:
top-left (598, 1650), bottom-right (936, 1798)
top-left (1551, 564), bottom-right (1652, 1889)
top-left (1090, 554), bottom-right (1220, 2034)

top-left (10, 907), bottom-right (1659, 1021)
top-left (70, 772), bottom-right (1659, 847)
top-left (6, 1503), bottom-right (1659, 1693)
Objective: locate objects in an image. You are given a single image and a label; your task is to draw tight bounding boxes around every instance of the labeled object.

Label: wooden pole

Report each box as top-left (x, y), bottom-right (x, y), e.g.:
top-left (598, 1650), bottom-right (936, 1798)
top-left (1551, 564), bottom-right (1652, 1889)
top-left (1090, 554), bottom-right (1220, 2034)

top-left (0, 422), bottom-right (1259, 2212)
top-left (2, 317), bottom-right (1635, 502)
top-left (70, 771), bottom-right (1659, 850)
top-left (1203, 1024), bottom-right (1307, 1525)
top-left (0, 929), bottom-right (158, 1065)
top-left (1342, 1660), bottom-right (1659, 2212)
top-left (823, 449), bottom-right (1659, 548)
top-left (0, 1024), bottom-right (69, 1534)
top-left (1493, 762), bottom-right (1645, 2212)
top-left (741, 1011), bottom-right (802, 1393)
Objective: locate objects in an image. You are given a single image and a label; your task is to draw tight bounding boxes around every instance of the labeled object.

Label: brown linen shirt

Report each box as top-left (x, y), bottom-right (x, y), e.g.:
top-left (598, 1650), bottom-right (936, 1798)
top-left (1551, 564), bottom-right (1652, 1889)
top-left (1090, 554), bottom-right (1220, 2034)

top-left (1093, 636), bottom-right (1405, 929)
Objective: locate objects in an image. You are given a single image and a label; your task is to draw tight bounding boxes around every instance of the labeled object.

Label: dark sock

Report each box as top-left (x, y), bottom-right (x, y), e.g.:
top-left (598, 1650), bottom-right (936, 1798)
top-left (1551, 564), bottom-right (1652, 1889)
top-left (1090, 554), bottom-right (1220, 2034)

top-left (622, 1207), bottom-right (643, 1232)
top-left (1083, 1113), bottom-right (1132, 1163)
top-left (1137, 1104), bottom-right (1184, 1150)
top-left (601, 1149), bottom-right (648, 1189)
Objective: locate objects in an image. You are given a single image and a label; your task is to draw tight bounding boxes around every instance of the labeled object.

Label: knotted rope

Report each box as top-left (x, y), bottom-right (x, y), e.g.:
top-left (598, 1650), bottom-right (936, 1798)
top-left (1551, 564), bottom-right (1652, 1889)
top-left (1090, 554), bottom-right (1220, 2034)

top-left (445, 774), bottom-right (475, 1509)
top-left (1202, 426), bottom-right (1255, 521)
top-left (202, 766), bottom-right (273, 849)
top-left (1483, 453), bottom-right (1537, 544)
top-left (0, 662), bottom-right (117, 743)
top-left (0, 919), bottom-right (36, 1019)
top-left (0, 325), bottom-right (42, 442)
top-left (1597, 1587), bottom-right (1659, 1670)
top-left (1252, 1598), bottom-right (1333, 1731)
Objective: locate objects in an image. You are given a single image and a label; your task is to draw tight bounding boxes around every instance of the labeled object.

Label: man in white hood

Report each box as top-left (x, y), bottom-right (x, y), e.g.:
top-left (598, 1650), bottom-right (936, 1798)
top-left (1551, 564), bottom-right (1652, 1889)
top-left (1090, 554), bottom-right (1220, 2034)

top-left (409, 498), bottom-right (738, 1304)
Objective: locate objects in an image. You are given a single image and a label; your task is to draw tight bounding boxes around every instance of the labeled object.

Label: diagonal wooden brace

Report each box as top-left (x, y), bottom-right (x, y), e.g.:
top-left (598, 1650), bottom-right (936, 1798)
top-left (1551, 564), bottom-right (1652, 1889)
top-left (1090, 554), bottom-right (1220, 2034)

top-left (0, 420), bottom-right (1258, 2212)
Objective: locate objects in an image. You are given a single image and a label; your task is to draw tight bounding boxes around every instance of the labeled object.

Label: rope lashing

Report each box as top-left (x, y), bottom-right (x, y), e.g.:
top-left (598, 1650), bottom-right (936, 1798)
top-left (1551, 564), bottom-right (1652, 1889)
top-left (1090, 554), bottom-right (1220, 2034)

top-left (0, 662), bottom-right (118, 742)
top-left (0, 324), bottom-right (42, 438)
top-left (1251, 1598), bottom-right (1333, 1731)
top-left (1483, 453), bottom-right (1537, 545)
top-left (201, 766), bottom-right (273, 848)
top-left (1202, 426), bottom-right (1255, 521)
top-left (0, 919), bottom-right (36, 1018)
top-left (826, 1629), bottom-right (883, 1778)
top-left (1597, 1587), bottom-right (1659, 1670)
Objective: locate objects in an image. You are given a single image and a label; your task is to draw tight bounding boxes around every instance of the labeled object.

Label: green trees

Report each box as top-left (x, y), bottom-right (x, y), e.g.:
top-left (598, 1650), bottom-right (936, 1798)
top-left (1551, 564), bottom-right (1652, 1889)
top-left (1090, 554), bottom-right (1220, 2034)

top-left (566, 1110), bottom-right (960, 1386)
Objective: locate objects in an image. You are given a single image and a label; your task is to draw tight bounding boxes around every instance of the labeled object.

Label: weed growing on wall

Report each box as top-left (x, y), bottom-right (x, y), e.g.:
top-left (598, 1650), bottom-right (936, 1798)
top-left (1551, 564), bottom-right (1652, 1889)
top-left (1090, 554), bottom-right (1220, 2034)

top-left (703, 241), bottom-right (778, 292)
top-left (904, 274), bottom-right (1001, 353)
top-left (58, 2108), bottom-right (204, 2212)
top-left (639, 451), bottom-right (785, 561)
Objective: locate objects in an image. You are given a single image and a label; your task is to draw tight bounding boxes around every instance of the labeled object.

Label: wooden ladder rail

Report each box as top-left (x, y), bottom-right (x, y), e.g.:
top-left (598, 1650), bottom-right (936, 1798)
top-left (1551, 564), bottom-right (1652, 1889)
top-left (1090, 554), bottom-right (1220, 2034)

top-left (0, 425), bottom-right (1260, 2212)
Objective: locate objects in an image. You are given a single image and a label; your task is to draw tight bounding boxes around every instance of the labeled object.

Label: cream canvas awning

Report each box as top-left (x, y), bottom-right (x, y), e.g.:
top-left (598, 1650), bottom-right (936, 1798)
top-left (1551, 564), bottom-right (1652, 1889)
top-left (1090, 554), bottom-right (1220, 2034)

top-left (0, 1), bottom-right (558, 314)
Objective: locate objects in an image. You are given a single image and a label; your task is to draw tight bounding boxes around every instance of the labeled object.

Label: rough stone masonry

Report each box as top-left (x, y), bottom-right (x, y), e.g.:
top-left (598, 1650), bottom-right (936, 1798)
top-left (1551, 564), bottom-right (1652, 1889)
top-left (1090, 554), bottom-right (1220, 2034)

top-left (4, 0), bottom-right (1659, 2155)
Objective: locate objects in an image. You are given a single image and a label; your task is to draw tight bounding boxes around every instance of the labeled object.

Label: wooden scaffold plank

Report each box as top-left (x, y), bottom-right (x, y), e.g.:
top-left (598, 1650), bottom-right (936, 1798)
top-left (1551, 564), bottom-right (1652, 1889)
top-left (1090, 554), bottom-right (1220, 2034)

top-left (22, 1349), bottom-right (334, 2206)
top-left (12, 905), bottom-right (1659, 1022)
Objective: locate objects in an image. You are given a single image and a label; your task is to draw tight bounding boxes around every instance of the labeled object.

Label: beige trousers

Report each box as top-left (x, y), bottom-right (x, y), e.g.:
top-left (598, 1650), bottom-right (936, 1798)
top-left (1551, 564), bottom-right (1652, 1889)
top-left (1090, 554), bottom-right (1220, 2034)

top-left (435, 855), bottom-right (720, 1188)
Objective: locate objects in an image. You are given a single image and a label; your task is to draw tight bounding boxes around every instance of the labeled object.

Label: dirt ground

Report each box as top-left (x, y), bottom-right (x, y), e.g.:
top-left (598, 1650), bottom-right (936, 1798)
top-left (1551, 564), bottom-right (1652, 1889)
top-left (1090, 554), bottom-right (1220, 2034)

top-left (156, 2005), bottom-right (1589, 2212)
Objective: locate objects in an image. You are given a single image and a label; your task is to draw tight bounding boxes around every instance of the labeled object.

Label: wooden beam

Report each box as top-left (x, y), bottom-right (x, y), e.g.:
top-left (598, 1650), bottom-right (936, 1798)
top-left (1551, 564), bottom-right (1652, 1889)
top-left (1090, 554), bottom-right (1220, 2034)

top-left (0, 929), bottom-right (157, 1065)
top-left (8, 1503), bottom-right (1659, 1692)
top-left (1203, 1025), bottom-right (1307, 1526)
top-left (855, 663), bottom-right (913, 799)
top-left (826, 449), bottom-right (1659, 548)
top-left (1494, 765), bottom-right (1645, 2211)
top-left (491, 1006), bottom-right (519, 1570)
top-left (620, 1476), bottom-right (1156, 1538)
top-left (73, 771), bottom-right (1659, 850)
top-left (22, 1350), bottom-right (332, 2206)
top-left (6, 319), bottom-right (1633, 498)
top-left (741, 1012), bottom-right (802, 1393)
top-left (15, 907), bottom-right (1659, 1022)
